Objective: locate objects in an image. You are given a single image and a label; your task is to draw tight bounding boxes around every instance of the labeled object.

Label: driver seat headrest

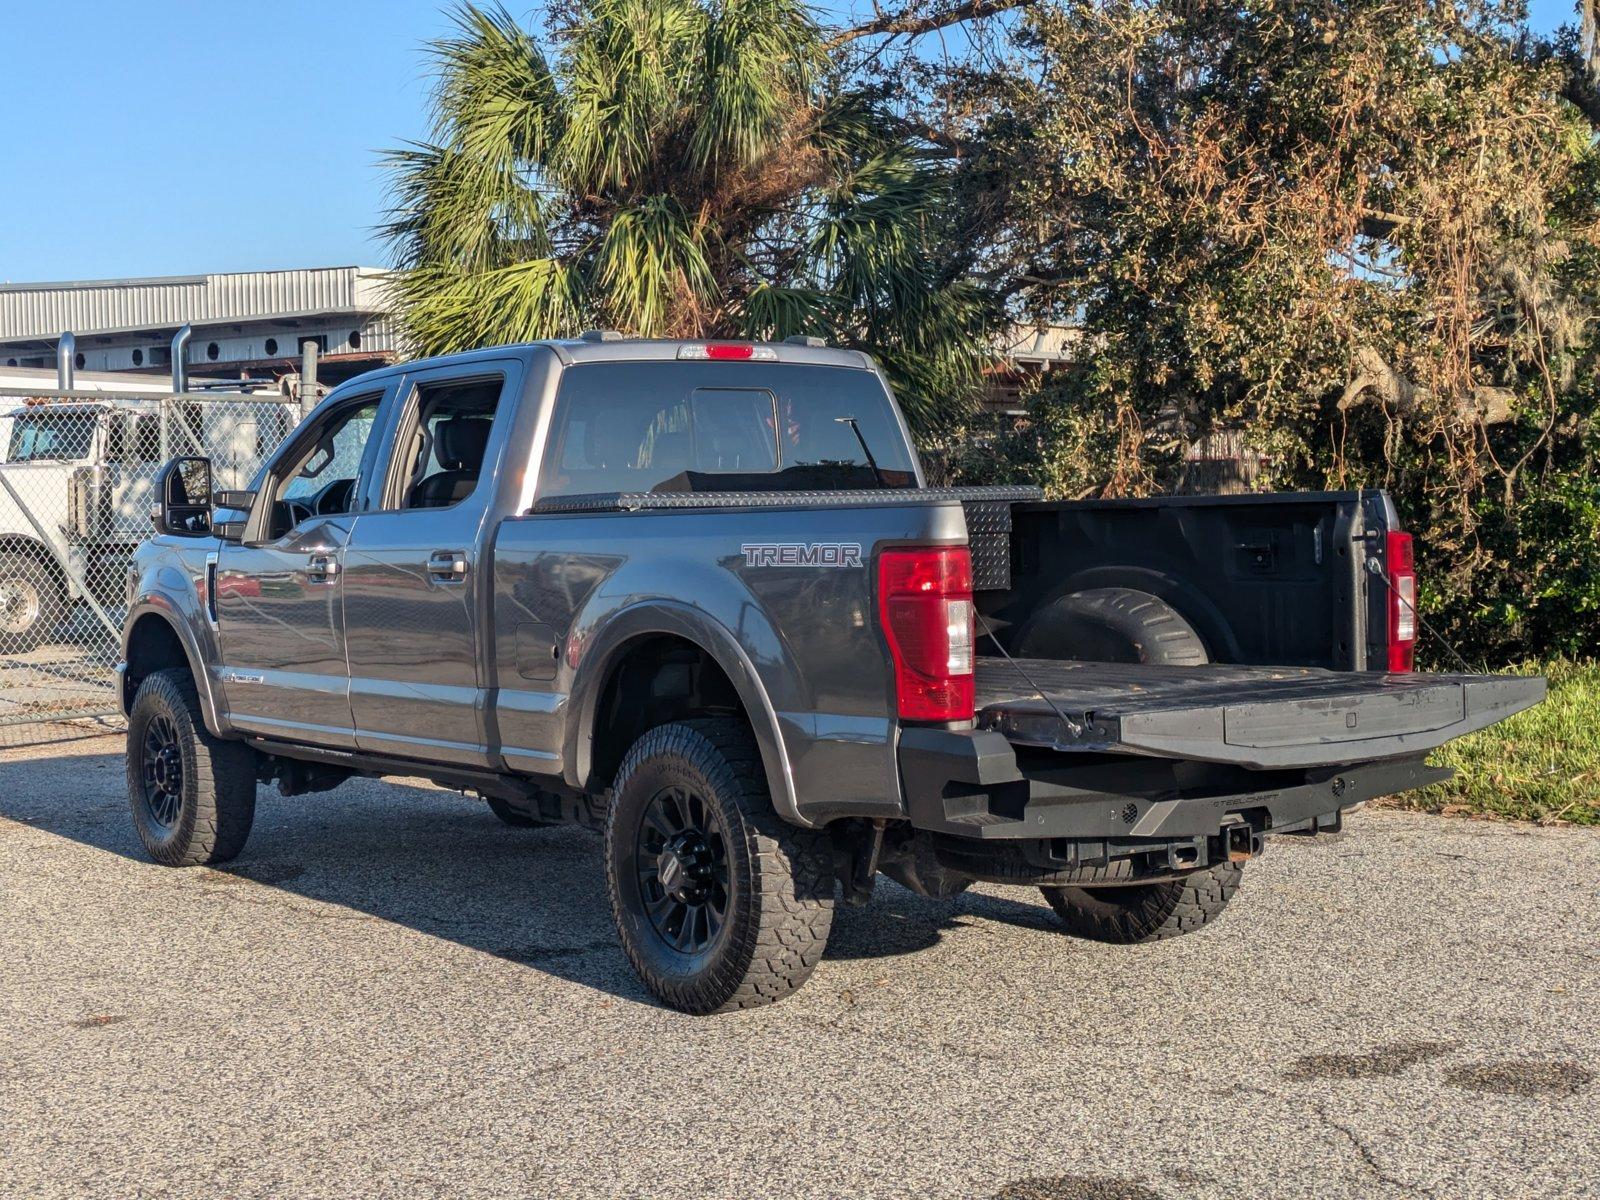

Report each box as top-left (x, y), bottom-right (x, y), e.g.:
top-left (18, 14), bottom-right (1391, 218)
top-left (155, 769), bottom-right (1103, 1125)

top-left (434, 417), bottom-right (492, 470)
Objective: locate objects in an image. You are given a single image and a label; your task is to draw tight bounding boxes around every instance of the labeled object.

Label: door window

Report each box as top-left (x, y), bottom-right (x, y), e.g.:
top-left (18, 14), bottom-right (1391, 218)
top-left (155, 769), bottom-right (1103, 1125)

top-left (390, 376), bottom-right (505, 511)
top-left (266, 397), bottom-right (380, 537)
top-left (105, 414), bottom-right (164, 464)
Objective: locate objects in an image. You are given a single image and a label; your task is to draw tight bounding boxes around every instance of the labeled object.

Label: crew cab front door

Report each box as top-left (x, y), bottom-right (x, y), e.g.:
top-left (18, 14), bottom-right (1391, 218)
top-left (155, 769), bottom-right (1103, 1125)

top-left (213, 389), bottom-right (391, 747)
top-left (340, 362), bottom-right (519, 767)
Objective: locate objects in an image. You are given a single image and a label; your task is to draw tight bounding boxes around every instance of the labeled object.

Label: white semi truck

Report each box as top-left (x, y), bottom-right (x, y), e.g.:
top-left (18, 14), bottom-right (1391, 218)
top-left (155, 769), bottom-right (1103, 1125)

top-left (0, 394), bottom-right (298, 651)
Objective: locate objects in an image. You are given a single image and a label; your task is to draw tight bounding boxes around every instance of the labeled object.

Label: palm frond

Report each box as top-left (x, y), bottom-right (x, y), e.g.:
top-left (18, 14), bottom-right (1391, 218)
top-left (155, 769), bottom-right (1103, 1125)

top-left (737, 281), bottom-right (834, 339)
top-left (690, 0), bottom-right (823, 174)
top-left (381, 141), bottom-right (551, 273)
top-left (432, 3), bottom-right (566, 166)
top-left (394, 257), bottom-right (591, 355)
top-left (384, 0), bottom-right (1000, 428)
top-left (597, 196), bottom-right (718, 334)
top-left (558, 0), bottom-right (707, 192)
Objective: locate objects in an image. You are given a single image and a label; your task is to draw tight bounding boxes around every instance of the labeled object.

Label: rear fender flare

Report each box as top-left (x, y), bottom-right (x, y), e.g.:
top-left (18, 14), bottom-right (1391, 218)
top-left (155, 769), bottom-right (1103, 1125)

top-left (563, 600), bottom-right (801, 826)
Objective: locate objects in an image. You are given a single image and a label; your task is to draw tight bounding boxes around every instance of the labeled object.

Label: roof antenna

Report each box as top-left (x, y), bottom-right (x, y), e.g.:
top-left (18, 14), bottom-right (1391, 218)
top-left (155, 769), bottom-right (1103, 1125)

top-left (834, 416), bottom-right (886, 487)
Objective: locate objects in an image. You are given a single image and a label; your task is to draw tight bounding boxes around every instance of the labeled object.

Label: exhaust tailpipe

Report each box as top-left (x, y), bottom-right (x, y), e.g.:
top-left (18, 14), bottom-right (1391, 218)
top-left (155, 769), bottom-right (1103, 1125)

top-left (171, 324), bottom-right (192, 393)
top-left (57, 332), bottom-right (76, 389)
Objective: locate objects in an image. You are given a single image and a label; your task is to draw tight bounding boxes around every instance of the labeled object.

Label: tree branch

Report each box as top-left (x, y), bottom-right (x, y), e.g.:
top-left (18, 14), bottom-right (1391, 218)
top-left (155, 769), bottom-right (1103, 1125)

top-left (886, 115), bottom-right (973, 154)
top-left (829, 0), bottom-right (1035, 49)
top-left (1561, 69), bottom-right (1600, 127)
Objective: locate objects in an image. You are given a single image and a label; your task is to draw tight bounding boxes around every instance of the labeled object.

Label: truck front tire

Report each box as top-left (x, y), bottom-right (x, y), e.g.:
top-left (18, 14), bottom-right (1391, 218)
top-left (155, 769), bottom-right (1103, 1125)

top-left (0, 551), bottom-right (67, 653)
top-left (126, 668), bottom-right (257, 866)
top-left (605, 719), bottom-right (836, 1014)
top-left (1040, 862), bottom-right (1243, 943)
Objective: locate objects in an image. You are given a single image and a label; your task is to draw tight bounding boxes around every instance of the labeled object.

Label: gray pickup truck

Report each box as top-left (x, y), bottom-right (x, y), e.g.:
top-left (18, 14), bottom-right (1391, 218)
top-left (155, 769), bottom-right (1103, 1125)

top-left (120, 336), bottom-right (1544, 1013)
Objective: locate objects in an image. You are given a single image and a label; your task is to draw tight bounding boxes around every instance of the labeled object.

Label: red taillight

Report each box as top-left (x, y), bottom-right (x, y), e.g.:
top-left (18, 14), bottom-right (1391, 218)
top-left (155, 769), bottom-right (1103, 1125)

top-left (706, 343), bottom-right (753, 360)
top-left (877, 546), bottom-right (975, 721)
top-left (1386, 531), bottom-right (1416, 672)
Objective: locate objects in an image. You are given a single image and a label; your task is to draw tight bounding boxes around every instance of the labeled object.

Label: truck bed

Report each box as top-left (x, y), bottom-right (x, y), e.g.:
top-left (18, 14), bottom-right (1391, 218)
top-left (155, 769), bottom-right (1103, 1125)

top-left (975, 658), bottom-right (1546, 769)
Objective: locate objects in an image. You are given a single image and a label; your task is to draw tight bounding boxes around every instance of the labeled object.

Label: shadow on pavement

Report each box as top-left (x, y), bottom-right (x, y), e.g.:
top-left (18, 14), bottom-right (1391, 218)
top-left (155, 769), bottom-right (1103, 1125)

top-left (0, 748), bottom-right (1063, 1007)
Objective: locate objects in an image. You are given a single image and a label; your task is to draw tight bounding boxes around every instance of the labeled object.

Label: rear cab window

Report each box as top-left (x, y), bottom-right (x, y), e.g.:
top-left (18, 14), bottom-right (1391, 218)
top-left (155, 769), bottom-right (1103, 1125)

top-left (538, 362), bottom-right (918, 497)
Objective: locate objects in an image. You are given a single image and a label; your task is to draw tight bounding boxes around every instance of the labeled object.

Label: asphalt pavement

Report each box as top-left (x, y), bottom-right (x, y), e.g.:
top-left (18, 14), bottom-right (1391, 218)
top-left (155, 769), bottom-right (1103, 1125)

top-left (2, 731), bottom-right (1596, 1200)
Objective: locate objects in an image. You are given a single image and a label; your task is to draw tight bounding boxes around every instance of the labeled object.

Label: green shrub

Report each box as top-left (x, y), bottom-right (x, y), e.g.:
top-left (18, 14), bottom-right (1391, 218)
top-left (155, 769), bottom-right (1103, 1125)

top-left (1388, 659), bottom-right (1600, 825)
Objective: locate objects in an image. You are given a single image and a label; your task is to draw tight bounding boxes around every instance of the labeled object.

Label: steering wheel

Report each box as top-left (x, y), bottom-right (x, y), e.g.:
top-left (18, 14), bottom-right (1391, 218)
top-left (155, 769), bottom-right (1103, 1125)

top-left (310, 477), bottom-right (355, 516)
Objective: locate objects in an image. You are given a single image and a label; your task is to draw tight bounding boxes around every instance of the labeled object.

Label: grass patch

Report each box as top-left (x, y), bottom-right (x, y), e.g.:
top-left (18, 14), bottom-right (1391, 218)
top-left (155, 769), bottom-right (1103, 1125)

top-left (1383, 659), bottom-right (1599, 825)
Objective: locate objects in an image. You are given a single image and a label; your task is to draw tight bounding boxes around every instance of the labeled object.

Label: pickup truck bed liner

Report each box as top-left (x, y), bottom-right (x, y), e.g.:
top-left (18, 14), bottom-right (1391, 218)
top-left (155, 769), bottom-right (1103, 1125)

top-left (975, 658), bottom-right (1545, 769)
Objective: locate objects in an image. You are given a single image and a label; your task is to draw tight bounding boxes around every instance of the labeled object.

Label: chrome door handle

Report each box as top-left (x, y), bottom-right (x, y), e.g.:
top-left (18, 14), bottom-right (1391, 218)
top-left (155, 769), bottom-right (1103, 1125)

top-left (427, 550), bottom-right (468, 582)
top-left (306, 553), bottom-right (340, 583)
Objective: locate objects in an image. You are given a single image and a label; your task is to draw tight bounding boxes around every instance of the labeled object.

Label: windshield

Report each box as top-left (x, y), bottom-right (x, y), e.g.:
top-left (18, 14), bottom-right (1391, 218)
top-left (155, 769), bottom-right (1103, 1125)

top-left (6, 411), bottom-right (98, 462)
top-left (539, 361), bottom-right (919, 497)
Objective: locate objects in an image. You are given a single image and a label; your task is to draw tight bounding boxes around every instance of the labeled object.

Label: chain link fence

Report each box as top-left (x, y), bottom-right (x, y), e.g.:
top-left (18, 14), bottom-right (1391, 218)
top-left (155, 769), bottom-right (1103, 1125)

top-left (0, 389), bottom-right (300, 743)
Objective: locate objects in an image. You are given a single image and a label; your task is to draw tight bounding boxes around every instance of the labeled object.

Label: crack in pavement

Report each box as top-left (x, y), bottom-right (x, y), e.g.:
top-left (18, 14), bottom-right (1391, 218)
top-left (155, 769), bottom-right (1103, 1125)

top-left (791, 1008), bottom-right (1015, 1068)
top-left (1230, 1079), bottom-right (1435, 1199)
top-left (312, 1052), bottom-right (599, 1146)
top-left (1312, 1101), bottom-right (1437, 1200)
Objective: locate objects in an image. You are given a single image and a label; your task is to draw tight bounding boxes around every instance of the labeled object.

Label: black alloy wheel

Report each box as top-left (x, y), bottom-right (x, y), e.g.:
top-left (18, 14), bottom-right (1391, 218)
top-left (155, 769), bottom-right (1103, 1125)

top-left (634, 784), bottom-right (731, 955)
top-left (125, 668), bottom-right (257, 866)
top-left (139, 713), bottom-right (186, 829)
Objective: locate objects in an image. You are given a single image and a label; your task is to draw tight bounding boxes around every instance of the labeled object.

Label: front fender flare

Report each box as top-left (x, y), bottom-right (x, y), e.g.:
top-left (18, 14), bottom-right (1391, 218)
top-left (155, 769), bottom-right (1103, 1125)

top-left (563, 600), bottom-right (804, 827)
top-left (122, 593), bottom-right (231, 739)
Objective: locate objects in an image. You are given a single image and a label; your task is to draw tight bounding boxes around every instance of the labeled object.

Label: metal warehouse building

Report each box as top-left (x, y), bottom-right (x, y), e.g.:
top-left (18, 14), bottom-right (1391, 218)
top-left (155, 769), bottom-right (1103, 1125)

top-left (0, 263), bottom-right (1078, 408)
top-left (0, 265), bottom-right (400, 386)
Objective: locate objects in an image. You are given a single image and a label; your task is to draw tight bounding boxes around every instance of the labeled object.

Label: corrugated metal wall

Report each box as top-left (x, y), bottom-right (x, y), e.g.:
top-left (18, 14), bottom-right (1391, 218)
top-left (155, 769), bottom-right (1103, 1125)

top-left (0, 267), bottom-right (390, 340)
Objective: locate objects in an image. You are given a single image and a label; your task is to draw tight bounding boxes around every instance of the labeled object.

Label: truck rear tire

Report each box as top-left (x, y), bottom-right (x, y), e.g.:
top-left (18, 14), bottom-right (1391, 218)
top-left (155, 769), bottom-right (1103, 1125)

top-left (605, 719), bottom-right (835, 1014)
top-left (126, 668), bottom-right (257, 867)
top-left (1015, 587), bottom-right (1208, 666)
top-left (1040, 862), bottom-right (1242, 943)
top-left (933, 836), bottom-right (1143, 887)
top-left (0, 551), bottom-right (67, 653)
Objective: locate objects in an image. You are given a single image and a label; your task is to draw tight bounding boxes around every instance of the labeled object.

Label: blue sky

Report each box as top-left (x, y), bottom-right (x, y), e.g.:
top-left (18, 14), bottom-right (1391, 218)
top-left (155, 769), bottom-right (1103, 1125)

top-left (0, 0), bottom-right (1584, 284)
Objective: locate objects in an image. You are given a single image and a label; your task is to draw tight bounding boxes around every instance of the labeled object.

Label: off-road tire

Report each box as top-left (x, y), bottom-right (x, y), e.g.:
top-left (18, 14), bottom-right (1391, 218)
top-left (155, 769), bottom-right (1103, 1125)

top-left (0, 551), bottom-right (67, 653)
top-left (605, 719), bottom-right (835, 1014)
top-left (932, 836), bottom-right (1145, 887)
top-left (486, 796), bottom-right (540, 827)
top-left (127, 668), bottom-right (257, 866)
top-left (1015, 586), bottom-right (1208, 666)
top-left (1041, 862), bottom-right (1243, 943)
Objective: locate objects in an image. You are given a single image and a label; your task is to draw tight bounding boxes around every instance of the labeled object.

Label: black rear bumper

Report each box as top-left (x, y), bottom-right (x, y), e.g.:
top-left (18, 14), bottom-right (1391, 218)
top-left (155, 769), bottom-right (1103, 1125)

top-left (897, 726), bottom-right (1450, 845)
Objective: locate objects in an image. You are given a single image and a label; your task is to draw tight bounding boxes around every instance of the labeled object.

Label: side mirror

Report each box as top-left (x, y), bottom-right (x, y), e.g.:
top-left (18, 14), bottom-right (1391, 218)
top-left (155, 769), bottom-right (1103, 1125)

top-left (152, 456), bottom-right (213, 537)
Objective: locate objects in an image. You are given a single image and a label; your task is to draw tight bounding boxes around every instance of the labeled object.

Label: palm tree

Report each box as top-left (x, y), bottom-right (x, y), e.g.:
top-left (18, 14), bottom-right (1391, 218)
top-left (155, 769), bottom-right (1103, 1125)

top-left (383, 0), bottom-right (995, 428)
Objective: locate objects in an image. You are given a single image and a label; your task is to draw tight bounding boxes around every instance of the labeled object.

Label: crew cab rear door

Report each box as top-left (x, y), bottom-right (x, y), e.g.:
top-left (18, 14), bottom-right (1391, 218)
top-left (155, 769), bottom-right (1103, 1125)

top-left (340, 359), bottom-right (522, 767)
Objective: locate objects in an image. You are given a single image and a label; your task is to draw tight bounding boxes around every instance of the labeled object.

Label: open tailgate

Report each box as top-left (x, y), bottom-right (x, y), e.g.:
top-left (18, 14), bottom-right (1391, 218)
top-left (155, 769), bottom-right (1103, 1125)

top-left (975, 659), bottom-right (1545, 769)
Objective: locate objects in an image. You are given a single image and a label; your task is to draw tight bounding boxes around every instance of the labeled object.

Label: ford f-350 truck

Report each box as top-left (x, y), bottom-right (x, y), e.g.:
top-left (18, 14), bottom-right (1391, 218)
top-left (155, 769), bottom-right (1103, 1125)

top-left (120, 337), bottom-right (1545, 1013)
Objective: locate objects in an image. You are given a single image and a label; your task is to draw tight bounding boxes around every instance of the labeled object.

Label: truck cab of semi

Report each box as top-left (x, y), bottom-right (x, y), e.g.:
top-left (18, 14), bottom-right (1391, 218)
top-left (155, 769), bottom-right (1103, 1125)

top-left (0, 395), bottom-right (297, 652)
